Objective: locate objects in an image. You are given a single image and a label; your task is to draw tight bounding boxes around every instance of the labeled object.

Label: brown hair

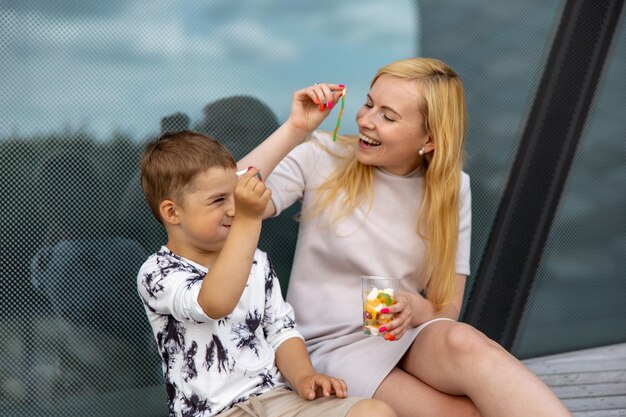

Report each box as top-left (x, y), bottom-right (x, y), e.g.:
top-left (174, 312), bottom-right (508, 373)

top-left (140, 130), bottom-right (236, 223)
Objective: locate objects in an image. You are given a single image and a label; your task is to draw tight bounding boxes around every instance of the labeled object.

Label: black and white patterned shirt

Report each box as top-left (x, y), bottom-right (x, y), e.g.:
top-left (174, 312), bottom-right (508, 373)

top-left (137, 246), bottom-right (301, 417)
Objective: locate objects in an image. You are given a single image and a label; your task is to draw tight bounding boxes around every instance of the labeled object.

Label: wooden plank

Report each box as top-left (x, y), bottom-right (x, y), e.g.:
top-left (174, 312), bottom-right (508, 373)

top-left (562, 395), bottom-right (626, 412)
top-left (524, 343), bottom-right (626, 365)
top-left (522, 343), bottom-right (626, 415)
top-left (573, 410), bottom-right (626, 417)
top-left (528, 358), bottom-right (626, 374)
top-left (538, 370), bottom-right (626, 386)
top-left (551, 382), bottom-right (626, 398)
top-left (523, 343), bottom-right (626, 375)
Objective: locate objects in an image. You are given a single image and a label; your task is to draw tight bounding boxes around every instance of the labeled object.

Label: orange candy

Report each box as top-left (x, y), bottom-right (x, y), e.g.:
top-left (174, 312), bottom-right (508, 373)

top-left (384, 333), bottom-right (396, 341)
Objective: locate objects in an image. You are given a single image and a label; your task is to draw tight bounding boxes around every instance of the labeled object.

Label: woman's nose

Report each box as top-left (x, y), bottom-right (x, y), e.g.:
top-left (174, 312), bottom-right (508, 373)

top-left (358, 108), bottom-right (376, 129)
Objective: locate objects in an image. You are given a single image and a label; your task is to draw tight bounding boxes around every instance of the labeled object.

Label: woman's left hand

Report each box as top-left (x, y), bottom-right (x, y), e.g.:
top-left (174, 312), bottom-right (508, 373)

top-left (285, 83), bottom-right (345, 137)
top-left (381, 291), bottom-right (414, 341)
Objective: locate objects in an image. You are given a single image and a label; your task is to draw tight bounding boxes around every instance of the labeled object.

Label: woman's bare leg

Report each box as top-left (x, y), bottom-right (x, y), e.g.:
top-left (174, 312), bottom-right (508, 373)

top-left (373, 367), bottom-right (480, 417)
top-left (399, 320), bottom-right (572, 417)
top-left (347, 398), bottom-right (397, 417)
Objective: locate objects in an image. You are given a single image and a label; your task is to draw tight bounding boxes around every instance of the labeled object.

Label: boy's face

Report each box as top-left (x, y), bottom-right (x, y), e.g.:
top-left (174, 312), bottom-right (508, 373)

top-left (175, 166), bottom-right (237, 252)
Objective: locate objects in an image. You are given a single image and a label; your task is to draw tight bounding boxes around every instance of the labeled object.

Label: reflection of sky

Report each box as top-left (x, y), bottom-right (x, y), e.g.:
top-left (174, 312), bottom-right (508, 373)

top-left (1, 0), bottom-right (418, 139)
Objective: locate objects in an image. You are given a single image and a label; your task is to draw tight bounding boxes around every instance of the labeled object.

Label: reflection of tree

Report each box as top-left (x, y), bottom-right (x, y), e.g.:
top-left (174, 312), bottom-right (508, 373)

top-left (119, 169), bottom-right (166, 252)
top-left (161, 112), bottom-right (190, 134)
top-left (195, 95), bottom-right (280, 160)
top-left (0, 132), bottom-right (165, 413)
top-left (36, 152), bottom-right (108, 244)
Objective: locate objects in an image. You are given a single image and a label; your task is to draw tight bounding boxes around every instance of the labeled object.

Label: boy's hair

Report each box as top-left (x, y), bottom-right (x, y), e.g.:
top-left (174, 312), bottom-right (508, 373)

top-left (140, 130), bottom-right (236, 223)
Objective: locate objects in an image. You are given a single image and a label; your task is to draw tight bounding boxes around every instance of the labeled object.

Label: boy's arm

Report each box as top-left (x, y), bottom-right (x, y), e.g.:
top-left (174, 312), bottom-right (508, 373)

top-left (274, 338), bottom-right (347, 400)
top-left (197, 169), bottom-right (270, 319)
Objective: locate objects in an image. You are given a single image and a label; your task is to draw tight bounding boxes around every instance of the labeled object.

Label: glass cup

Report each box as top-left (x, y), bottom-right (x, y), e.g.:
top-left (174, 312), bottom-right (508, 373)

top-left (361, 276), bottom-right (400, 336)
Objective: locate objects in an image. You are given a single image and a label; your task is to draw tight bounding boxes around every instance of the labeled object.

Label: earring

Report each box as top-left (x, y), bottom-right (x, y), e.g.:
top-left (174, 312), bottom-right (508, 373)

top-left (418, 148), bottom-right (425, 156)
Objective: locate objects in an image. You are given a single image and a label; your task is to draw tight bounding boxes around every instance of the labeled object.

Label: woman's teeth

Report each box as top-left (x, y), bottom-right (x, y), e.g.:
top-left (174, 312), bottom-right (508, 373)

top-left (359, 134), bottom-right (381, 146)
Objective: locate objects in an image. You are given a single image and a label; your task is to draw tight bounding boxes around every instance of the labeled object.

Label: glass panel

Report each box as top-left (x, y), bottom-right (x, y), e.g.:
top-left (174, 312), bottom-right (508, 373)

top-left (418, 0), bottom-right (566, 310)
top-left (0, 1), bottom-right (416, 415)
top-left (513, 16), bottom-right (626, 358)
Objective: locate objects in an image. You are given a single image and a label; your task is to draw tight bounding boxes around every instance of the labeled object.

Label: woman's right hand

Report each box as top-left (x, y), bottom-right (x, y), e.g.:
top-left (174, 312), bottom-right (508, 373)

top-left (285, 83), bottom-right (345, 137)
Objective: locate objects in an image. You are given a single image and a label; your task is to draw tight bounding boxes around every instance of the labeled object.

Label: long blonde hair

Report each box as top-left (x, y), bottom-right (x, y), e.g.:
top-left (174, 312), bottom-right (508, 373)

top-left (308, 58), bottom-right (467, 310)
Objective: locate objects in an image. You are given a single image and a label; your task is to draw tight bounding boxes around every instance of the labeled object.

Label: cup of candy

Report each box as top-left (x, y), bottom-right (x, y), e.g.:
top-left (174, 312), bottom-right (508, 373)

top-left (362, 276), bottom-right (400, 337)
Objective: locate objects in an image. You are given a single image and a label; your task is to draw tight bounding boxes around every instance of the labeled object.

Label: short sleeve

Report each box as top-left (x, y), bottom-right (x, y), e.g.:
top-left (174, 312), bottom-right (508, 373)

top-left (259, 253), bottom-right (303, 350)
top-left (455, 172), bottom-right (472, 276)
top-left (137, 255), bottom-right (210, 323)
top-left (265, 131), bottom-right (326, 217)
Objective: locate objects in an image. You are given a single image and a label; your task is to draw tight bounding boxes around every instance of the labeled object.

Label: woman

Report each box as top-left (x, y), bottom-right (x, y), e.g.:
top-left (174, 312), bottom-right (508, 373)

top-left (240, 57), bottom-right (571, 417)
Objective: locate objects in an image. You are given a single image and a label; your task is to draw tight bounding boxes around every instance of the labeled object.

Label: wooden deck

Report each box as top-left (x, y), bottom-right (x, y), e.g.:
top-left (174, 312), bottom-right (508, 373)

top-left (523, 342), bottom-right (626, 416)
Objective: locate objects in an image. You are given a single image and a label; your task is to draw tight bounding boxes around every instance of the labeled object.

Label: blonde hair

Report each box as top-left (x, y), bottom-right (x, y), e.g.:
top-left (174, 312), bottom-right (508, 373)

top-left (309, 58), bottom-right (467, 310)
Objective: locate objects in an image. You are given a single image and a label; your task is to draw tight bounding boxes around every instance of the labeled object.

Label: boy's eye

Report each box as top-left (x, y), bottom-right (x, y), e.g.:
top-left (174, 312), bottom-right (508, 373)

top-left (212, 198), bottom-right (225, 204)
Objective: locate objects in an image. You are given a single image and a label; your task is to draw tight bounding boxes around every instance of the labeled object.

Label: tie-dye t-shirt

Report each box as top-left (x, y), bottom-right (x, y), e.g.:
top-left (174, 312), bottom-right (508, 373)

top-left (137, 246), bottom-right (301, 417)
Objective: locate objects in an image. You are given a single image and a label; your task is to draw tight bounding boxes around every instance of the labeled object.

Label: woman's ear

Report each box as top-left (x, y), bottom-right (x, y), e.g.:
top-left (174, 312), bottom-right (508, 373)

top-left (423, 134), bottom-right (435, 154)
top-left (159, 199), bottom-right (181, 225)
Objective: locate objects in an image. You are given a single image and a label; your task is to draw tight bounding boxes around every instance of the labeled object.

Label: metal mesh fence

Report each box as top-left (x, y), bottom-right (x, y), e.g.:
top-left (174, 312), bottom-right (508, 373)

top-left (0, 133), bottom-right (167, 416)
top-left (0, 2), bottom-right (417, 415)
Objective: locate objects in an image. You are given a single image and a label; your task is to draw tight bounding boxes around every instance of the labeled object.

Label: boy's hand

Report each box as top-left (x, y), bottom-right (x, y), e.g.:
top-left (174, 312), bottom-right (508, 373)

top-left (285, 83), bottom-right (345, 138)
top-left (234, 168), bottom-right (271, 220)
top-left (294, 373), bottom-right (348, 400)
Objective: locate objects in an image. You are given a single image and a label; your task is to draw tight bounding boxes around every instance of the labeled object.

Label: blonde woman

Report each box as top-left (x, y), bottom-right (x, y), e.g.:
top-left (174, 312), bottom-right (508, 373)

top-left (240, 57), bottom-right (571, 417)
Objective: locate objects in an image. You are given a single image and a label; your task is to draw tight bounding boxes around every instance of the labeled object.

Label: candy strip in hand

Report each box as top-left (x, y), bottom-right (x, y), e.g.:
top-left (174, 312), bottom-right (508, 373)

top-left (332, 87), bottom-right (346, 142)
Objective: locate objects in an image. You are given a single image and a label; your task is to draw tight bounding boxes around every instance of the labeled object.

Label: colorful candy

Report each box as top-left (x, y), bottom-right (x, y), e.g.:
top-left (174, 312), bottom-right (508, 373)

top-left (363, 287), bottom-right (395, 337)
top-left (332, 87), bottom-right (346, 142)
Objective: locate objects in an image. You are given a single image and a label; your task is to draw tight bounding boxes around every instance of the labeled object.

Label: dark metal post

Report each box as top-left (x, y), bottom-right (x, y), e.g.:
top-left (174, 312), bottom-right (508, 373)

top-left (463, 0), bottom-right (624, 350)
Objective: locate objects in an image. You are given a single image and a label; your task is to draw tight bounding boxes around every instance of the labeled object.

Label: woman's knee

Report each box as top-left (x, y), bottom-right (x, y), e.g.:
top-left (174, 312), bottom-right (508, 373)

top-left (347, 399), bottom-right (396, 417)
top-left (443, 322), bottom-right (504, 359)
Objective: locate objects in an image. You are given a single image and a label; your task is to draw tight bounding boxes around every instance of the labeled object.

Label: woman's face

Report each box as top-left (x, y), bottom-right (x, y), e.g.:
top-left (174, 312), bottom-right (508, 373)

top-left (355, 75), bottom-right (431, 176)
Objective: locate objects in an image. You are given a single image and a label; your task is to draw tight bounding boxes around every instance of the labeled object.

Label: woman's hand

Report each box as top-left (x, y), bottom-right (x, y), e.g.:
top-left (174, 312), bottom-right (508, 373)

top-left (285, 83), bottom-right (345, 138)
top-left (382, 289), bottom-right (462, 341)
top-left (380, 291), bottom-right (415, 341)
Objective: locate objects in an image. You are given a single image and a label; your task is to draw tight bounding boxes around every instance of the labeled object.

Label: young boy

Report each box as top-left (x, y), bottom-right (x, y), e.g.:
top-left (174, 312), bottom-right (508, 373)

top-left (137, 131), bottom-right (394, 417)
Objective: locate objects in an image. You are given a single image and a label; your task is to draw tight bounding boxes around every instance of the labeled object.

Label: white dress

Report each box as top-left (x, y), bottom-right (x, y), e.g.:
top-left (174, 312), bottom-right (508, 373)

top-left (265, 131), bottom-right (472, 397)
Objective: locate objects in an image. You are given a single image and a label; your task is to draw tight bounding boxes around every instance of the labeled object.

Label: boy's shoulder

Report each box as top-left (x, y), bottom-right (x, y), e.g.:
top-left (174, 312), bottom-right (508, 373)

top-left (140, 246), bottom-right (269, 275)
top-left (138, 246), bottom-right (206, 281)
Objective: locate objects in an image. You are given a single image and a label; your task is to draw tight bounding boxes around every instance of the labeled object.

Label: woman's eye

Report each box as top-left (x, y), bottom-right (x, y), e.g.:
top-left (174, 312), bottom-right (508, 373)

top-left (213, 198), bottom-right (224, 204)
top-left (381, 113), bottom-right (396, 122)
top-left (363, 102), bottom-right (373, 108)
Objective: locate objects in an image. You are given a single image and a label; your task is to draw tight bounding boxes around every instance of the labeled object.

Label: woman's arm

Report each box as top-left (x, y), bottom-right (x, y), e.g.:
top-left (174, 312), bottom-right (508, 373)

top-left (409, 274), bottom-right (467, 324)
top-left (386, 274), bottom-right (467, 340)
top-left (238, 84), bottom-right (344, 217)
